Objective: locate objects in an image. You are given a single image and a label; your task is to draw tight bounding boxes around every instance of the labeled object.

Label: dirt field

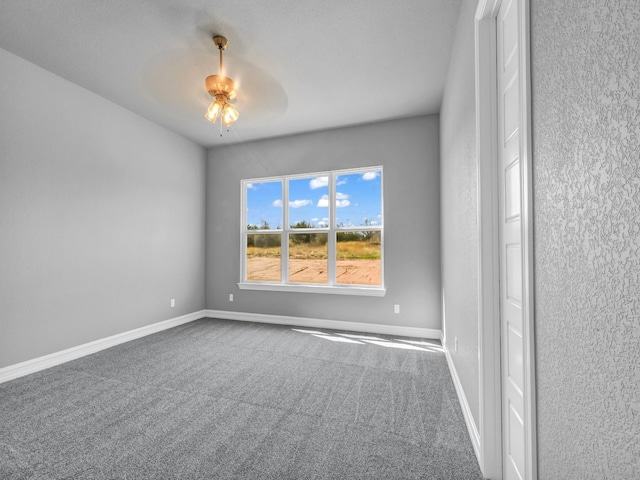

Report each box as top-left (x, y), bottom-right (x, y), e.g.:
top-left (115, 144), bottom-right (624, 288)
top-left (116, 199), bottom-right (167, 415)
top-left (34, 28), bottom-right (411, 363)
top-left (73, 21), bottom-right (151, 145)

top-left (247, 257), bottom-right (381, 285)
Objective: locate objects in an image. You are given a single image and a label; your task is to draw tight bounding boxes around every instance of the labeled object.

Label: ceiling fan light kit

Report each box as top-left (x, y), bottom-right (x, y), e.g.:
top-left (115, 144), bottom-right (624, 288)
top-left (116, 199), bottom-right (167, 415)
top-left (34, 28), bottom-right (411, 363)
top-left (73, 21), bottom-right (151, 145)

top-left (205, 35), bottom-right (239, 134)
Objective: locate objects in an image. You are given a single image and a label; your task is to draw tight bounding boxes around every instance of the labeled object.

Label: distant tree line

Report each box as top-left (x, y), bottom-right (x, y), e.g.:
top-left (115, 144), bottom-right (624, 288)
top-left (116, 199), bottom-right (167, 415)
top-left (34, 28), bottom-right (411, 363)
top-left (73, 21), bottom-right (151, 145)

top-left (247, 220), bottom-right (381, 248)
top-left (246, 221), bottom-right (280, 248)
top-left (337, 231), bottom-right (381, 244)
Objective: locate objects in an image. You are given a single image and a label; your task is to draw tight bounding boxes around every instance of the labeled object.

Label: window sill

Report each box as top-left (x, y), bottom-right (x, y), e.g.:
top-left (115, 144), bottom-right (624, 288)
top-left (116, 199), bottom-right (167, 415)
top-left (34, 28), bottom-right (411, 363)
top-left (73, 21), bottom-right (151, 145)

top-left (237, 282), bottom-right (386, 297)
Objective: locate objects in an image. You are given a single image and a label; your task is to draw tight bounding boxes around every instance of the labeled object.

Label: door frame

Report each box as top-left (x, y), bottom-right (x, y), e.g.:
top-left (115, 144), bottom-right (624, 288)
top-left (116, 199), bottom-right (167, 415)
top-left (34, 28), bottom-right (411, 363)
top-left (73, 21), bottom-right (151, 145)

top-left (475, 0), bottom-right (537, 478)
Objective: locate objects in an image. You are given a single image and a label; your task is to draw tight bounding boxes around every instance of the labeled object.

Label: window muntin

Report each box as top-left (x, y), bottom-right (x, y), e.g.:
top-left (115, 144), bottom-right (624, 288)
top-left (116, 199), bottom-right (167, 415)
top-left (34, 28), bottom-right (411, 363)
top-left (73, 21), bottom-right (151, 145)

top-left (241, 167), bottom-right (383, 294)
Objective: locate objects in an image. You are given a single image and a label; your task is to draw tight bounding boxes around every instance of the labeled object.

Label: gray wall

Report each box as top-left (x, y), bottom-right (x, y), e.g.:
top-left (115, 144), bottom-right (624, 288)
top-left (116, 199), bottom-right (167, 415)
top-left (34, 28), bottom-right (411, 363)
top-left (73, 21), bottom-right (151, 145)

top-left (0, 48), bottom-right (207, 369)
top-left (531, 0), bottom-right (640, 477)
top-left (206, 116), bottom-right (442, 331)
top-left (439, 0), bottom-right (480, 427)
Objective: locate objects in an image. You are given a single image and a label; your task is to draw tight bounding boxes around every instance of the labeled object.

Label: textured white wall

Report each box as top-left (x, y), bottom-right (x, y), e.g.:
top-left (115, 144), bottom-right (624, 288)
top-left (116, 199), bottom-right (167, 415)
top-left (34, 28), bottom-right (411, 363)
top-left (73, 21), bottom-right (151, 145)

top-left (439, 0), bottom-right (479, 427)
top-left (0, 48), bottom-right (207, 368)
top-left (531, 1), bottom-right (640, 477)
top-left (206, 116), bottom-right (442, 331)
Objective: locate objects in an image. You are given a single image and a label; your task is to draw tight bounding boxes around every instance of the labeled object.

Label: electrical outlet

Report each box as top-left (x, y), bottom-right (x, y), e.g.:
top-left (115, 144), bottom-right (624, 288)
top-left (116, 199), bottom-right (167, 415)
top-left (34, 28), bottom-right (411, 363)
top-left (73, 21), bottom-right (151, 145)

top-left (170, 298), bottom-right (176, 308)
top-left (394, 304), bottom-right (400, 314)
top-left (454, 337), bottom-right (458, 352)
top-left (229, 294), bottom-right (234, 302)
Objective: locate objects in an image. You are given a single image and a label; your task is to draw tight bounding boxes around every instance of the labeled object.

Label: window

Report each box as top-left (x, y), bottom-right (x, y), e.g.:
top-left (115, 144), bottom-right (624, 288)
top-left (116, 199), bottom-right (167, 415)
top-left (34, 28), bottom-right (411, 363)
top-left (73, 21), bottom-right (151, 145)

top-left (240, 167), bottom-right (384, 296)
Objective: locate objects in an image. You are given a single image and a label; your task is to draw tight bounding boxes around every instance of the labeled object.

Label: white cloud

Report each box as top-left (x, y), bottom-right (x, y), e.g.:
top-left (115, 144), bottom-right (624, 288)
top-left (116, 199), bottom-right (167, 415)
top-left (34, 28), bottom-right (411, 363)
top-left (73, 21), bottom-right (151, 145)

top-left (317, 194), bottom-right (350, 208)
top-left (336, 178), bottom-right (347, 186)
top-left (311, 217), bottom-right (319, 222)
top-left (362, 171), bottom-right (379, 181)
top-left (317, 195), bottom-right (329, 208)
top-left (370, 220), bottom-right (379, 225)
top-left (275, 198), bottom-right (314, 208)
top-left (317, 220), bottom-right (328, 227)
top-left (309, 176), bottom-right (328, 189)
top-left (289, 199), bottom-right (313, 208)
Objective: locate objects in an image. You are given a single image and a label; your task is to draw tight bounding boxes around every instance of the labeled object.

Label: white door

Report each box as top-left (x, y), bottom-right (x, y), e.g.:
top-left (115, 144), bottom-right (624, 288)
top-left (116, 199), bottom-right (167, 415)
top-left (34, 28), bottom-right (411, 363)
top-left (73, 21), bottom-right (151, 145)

top-left (497, 0), bottom-right (527, 478)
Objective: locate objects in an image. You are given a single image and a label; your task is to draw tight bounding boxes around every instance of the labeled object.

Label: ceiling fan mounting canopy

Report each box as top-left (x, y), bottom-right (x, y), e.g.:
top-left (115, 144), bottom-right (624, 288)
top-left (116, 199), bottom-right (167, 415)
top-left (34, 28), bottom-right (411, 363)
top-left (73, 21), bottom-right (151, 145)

top-left (213, 35), bottom-right (228, 51)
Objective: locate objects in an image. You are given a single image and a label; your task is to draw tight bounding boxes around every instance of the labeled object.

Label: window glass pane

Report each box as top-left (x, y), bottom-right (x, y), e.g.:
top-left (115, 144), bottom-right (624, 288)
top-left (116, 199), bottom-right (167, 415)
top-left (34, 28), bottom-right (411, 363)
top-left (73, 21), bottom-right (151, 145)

top-left (335, 170), bottom-right (382, 228)
top-left (336, 231), bottom-right (381, 286)
top-left (289, 233), bottom-right (328, 284)
top-left (246, 234), bottom-right (281, 282)
top-left (288, 176), bottom-right (329, 229)
top-left (246, 180), bottom-right (282, 230)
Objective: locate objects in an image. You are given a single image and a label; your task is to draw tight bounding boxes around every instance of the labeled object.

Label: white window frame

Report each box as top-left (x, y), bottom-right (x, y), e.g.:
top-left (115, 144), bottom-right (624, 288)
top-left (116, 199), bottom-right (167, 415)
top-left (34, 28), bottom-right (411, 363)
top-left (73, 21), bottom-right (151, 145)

top-left (238, 166), bottom-right (385, 296)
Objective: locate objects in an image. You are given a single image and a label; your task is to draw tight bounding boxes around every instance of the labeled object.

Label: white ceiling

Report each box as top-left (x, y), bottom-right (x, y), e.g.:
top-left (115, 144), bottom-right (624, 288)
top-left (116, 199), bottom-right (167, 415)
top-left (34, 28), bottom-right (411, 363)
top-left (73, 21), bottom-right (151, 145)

top-left (0, 0), bottom-right (462, 147)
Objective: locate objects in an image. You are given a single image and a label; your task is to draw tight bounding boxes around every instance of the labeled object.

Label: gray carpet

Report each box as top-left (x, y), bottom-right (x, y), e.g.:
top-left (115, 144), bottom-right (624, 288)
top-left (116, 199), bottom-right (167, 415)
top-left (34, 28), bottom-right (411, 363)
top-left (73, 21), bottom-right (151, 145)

top-left (0, 318), bottom-right (483, 479)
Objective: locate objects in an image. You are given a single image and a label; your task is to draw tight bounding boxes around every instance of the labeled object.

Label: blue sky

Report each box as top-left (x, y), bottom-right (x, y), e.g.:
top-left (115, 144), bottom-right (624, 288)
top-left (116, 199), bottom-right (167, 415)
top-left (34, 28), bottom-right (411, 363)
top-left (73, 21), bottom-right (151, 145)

top-left (246, 170), bottom-right (382, 229)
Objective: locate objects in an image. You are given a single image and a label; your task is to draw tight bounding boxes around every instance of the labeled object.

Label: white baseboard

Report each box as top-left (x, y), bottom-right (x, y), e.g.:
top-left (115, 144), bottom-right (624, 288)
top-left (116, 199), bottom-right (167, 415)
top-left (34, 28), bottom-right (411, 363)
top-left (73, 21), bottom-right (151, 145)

top-left (444, 347), bottom-right (481, 464)
top-left (205, 309), bottom-right (442, 340)
top-left (0, 309), bottom-right (441, 385)
top-left (0, 310), bottom-right (206, 384)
